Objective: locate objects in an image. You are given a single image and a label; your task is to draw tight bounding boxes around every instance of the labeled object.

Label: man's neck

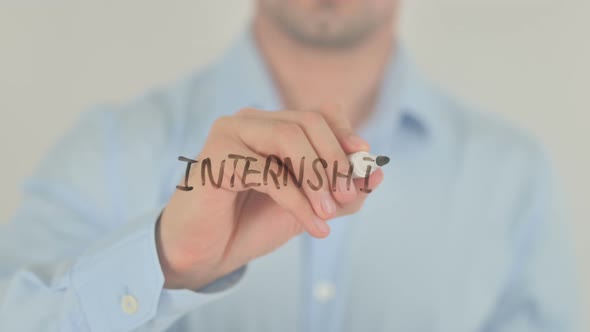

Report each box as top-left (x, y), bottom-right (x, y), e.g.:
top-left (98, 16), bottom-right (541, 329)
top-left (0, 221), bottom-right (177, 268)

top-left (253, 14), bottom-right (395, 129)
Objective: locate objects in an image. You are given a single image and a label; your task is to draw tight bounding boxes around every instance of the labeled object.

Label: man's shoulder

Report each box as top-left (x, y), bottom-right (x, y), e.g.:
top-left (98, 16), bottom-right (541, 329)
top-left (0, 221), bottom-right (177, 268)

top-left (431, 87), bottom-right (550, 170)
top-left (422, 88), bottom-right (558, 229)
top-left (88, 65), bottom-right (222, 150)
top-left (420, 85), bottom-right (557, 206)
top-left (110, 65), bottom-right (218, 126)
top-left (42, 66), bottom-right (221, 173)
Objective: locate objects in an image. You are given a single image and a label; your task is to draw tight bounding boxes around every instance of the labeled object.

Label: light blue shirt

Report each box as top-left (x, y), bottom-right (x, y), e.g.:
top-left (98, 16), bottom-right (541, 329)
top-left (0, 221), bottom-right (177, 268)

top-left (0, 30), bottom-right (580, 331)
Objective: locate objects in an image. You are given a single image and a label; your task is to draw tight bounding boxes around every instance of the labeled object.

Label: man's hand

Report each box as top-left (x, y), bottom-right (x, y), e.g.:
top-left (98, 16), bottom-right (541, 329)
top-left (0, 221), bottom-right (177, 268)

top-left (156, 105), bottom-right (384, 290)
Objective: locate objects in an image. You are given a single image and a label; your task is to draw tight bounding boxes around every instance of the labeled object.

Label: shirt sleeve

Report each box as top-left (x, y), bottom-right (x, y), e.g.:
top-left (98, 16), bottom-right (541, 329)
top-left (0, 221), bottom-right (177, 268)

top-left (482, 146), bottom-right (582, 332)
top-left (0, 106), bottom-right (246, 331)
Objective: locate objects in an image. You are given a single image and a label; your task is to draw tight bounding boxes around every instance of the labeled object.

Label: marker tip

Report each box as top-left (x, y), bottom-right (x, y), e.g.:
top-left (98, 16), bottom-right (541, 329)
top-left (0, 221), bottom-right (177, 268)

top-left (376, 156), bottom-right (390, 167)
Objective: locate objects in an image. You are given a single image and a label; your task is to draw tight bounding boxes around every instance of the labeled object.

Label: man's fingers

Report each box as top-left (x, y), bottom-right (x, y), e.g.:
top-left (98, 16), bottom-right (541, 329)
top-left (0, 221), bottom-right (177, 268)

top-left (234, 116), bottom-right (340, 220)
top-left (207, 109), bottom-right (382, 237)
top-left (215, 115), bottom-right (340, 227)
top-left (337, 168), bottom-right (385, 216)
top-left (318, 103), bottom-right (370, 153)
top-left (257, 180), bottom-right (331, 238)
top-left (198, 138), bottom-right (330, 238)
top-left (236, 108), bottom-right (358, 204)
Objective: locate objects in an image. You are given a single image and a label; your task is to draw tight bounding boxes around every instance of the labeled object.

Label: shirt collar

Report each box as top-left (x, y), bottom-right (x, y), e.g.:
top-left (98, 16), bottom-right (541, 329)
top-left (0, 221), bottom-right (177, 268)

top-left (361, 44), bottom-right (442, 143)
top-left (210, 28), bottom-right (441, 143)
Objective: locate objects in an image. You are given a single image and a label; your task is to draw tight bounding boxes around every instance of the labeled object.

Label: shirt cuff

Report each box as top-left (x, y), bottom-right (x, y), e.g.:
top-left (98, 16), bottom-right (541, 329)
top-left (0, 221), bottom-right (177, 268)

top-left (69, 207), bottom-right (247, 331)
top-left (157, 265), bottom-right (247, 318)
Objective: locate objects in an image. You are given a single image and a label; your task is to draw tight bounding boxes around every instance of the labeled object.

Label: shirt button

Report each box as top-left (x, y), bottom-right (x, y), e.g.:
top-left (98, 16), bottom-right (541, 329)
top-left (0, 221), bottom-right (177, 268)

top-left (121, 295), bottom-right (139, 315)
top-left (313, 281), bottom-right (336, 303)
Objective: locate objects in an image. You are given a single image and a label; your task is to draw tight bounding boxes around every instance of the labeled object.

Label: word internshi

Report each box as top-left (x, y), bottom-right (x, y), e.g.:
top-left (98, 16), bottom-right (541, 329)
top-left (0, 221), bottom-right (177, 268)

top-left (175, 154), bottom-right (380, 193)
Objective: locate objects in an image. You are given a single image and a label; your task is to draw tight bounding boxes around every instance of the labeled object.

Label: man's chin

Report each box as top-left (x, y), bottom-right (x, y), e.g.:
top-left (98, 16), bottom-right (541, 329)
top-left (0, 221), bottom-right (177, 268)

top-left (274, 15), bottom-right (382, 49)
top-left (259, 0), bottom-right (395, 49)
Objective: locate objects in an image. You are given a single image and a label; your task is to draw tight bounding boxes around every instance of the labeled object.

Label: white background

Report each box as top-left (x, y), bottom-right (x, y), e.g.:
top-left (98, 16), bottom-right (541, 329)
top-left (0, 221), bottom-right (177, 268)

top-left (1, 1), bottom-right (588, 327)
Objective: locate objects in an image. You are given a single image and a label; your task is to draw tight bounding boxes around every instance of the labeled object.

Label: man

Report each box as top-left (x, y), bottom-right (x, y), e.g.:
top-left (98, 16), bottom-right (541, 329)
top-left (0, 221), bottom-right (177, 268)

top-left (0, 0), bottom-right (580, 331)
